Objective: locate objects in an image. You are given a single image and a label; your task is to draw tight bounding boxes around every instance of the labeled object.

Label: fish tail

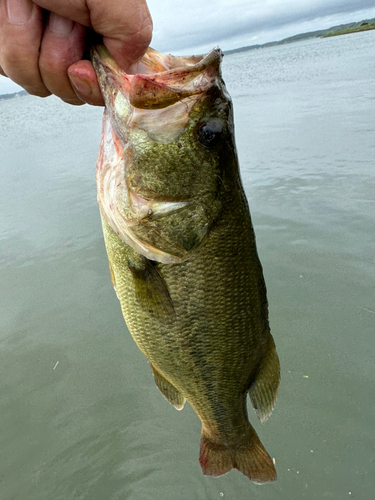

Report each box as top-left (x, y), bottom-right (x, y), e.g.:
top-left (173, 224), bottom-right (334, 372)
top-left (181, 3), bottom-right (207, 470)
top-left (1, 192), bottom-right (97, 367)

top-left (199, 426), bottom-right (276, 483)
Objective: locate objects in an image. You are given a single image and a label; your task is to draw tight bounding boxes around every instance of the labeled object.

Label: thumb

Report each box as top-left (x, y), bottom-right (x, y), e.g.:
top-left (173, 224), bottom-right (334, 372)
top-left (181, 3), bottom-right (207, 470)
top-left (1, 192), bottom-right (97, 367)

top-left (89, 0), bottom-right (153, 70)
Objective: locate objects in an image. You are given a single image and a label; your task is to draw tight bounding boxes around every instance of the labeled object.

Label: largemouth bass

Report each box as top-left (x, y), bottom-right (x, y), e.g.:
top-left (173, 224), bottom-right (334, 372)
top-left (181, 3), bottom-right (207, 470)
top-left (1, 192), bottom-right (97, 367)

top-left (91, 45), bottom-right (280, 482)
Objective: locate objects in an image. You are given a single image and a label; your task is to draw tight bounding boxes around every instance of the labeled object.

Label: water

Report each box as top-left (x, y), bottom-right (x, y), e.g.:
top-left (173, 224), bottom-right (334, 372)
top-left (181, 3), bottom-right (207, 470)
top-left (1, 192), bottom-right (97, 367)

top-left (1, 31), bottom-right (374, 499)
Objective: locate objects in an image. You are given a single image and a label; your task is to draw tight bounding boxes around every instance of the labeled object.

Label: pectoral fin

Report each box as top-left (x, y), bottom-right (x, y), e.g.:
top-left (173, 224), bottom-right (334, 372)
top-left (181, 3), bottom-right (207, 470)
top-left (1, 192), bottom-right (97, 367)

top-left (128, 255), bottom-right (175, 323)
top-left (107, 260), bottom-right (121, 300)
top-left (248, 335), bottom-right (280, 424)
top-left (150, 363), bottom-right (185, 410)
top-left (108, 261), bottom-right (117, 288)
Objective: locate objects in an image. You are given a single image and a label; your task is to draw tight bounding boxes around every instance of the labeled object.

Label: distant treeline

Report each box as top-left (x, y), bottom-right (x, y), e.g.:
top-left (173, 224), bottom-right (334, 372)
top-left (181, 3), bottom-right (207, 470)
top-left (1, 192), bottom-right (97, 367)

top-left (224, 17), bottom-right (375, 55)
top-left (323, 22), bottom-right (375, 38)
top-left (0, 90), bottom-right (27, 101)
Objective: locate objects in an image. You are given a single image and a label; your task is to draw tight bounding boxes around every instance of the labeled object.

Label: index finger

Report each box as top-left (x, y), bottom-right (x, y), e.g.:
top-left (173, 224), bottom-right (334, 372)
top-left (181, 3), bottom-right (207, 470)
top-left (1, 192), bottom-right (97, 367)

top-left (34, 0), bottom-right (153, 70)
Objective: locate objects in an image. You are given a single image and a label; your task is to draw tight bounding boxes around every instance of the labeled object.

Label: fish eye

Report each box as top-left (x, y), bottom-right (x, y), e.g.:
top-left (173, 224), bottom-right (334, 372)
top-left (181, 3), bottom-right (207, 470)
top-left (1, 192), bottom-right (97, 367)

top-left (197, 119), bottom-right (223, 148)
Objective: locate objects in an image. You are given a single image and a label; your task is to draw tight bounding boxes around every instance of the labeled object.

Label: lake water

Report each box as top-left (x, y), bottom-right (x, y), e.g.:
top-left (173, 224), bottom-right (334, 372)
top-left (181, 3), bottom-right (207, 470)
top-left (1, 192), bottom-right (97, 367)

top-left (1, 30), bottom-right (374, 499)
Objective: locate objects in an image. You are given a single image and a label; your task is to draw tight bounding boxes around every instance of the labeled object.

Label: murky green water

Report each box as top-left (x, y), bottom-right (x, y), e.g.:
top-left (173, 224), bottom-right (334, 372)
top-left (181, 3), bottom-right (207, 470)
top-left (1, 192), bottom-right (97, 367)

top-left (1, 31), bottom-right (374, 499)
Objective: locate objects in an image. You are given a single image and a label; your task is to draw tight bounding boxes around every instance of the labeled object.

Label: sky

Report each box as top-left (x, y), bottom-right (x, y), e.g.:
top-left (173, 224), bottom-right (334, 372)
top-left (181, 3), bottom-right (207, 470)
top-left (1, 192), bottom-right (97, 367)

top-left (1, 0), bottom-right (375, 95)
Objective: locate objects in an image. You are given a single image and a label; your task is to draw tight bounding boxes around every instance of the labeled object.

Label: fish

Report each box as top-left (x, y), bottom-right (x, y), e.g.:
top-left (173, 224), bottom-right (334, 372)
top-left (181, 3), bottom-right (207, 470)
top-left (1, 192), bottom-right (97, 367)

top-left (91, 44), bottom-right (280, 483)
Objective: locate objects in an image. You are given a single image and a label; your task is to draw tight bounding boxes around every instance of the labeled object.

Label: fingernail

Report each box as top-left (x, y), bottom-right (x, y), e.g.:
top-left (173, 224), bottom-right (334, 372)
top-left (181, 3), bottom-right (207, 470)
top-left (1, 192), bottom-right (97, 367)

top-left (68, 73), bottom-right (92, 96)
top-left (48, 13), bottom-right (74, 37)
top-left (6, 0), bottom-right (33, 25)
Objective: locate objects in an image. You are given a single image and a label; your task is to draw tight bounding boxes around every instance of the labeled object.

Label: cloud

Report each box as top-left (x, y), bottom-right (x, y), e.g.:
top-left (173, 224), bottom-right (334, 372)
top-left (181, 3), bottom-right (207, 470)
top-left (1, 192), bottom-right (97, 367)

top-left (148, 0), bottom-right (375, 52)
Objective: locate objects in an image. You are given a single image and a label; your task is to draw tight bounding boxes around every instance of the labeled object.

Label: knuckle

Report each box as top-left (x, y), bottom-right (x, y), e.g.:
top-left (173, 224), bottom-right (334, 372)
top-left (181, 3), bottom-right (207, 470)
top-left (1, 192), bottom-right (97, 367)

top-left (1, 51), bottom-right (48, 96)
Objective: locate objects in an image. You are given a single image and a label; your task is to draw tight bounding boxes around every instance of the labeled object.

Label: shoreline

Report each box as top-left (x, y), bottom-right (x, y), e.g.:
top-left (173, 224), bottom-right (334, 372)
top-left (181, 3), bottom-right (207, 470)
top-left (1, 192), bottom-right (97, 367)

top-left (323, 23), bottom-right (375, 38)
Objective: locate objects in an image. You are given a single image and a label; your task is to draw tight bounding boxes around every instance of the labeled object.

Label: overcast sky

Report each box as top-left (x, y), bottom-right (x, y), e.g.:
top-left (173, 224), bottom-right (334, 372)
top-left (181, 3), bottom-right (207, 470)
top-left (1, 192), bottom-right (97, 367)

top-left (1, 0), bottom-right (375, 95)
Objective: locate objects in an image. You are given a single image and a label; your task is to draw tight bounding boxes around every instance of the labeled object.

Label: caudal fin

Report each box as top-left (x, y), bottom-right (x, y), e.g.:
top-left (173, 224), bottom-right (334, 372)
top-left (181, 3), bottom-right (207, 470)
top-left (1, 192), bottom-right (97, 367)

top-left (199, 427), bottom-right (276, 483)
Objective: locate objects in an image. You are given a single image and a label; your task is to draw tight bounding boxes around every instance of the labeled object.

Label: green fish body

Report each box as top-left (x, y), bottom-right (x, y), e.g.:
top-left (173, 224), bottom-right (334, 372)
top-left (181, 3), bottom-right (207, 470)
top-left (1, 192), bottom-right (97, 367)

top-left (92, 45), bottom-right (280, 482)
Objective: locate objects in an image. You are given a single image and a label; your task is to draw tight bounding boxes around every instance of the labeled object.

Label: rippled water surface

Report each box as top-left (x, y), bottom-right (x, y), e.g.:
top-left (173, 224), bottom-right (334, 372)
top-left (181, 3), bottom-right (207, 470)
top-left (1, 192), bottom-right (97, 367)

top-left (1, 31), bottom-right (374, 499)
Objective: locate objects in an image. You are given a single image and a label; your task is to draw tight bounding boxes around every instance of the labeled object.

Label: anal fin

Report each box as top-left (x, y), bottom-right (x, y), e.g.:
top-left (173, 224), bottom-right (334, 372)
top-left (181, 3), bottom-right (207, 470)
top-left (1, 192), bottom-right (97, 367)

top-left (248, 335), bottom-right (280, 423)
top-left (150, 363), bottom-right (185, 410)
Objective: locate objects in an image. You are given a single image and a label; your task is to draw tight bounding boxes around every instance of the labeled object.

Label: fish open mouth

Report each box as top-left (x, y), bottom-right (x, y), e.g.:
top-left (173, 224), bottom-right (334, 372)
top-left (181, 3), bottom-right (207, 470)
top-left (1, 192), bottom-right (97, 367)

top-left (91, 44), bottom-right (226, 146)
top-left (91, 45), bottom-right (222, 110)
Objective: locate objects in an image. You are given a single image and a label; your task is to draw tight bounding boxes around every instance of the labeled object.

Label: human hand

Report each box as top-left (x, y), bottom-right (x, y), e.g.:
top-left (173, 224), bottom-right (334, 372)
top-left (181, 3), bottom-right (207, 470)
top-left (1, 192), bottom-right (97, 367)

top-left (0, 0), bottom-right (152, 105)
